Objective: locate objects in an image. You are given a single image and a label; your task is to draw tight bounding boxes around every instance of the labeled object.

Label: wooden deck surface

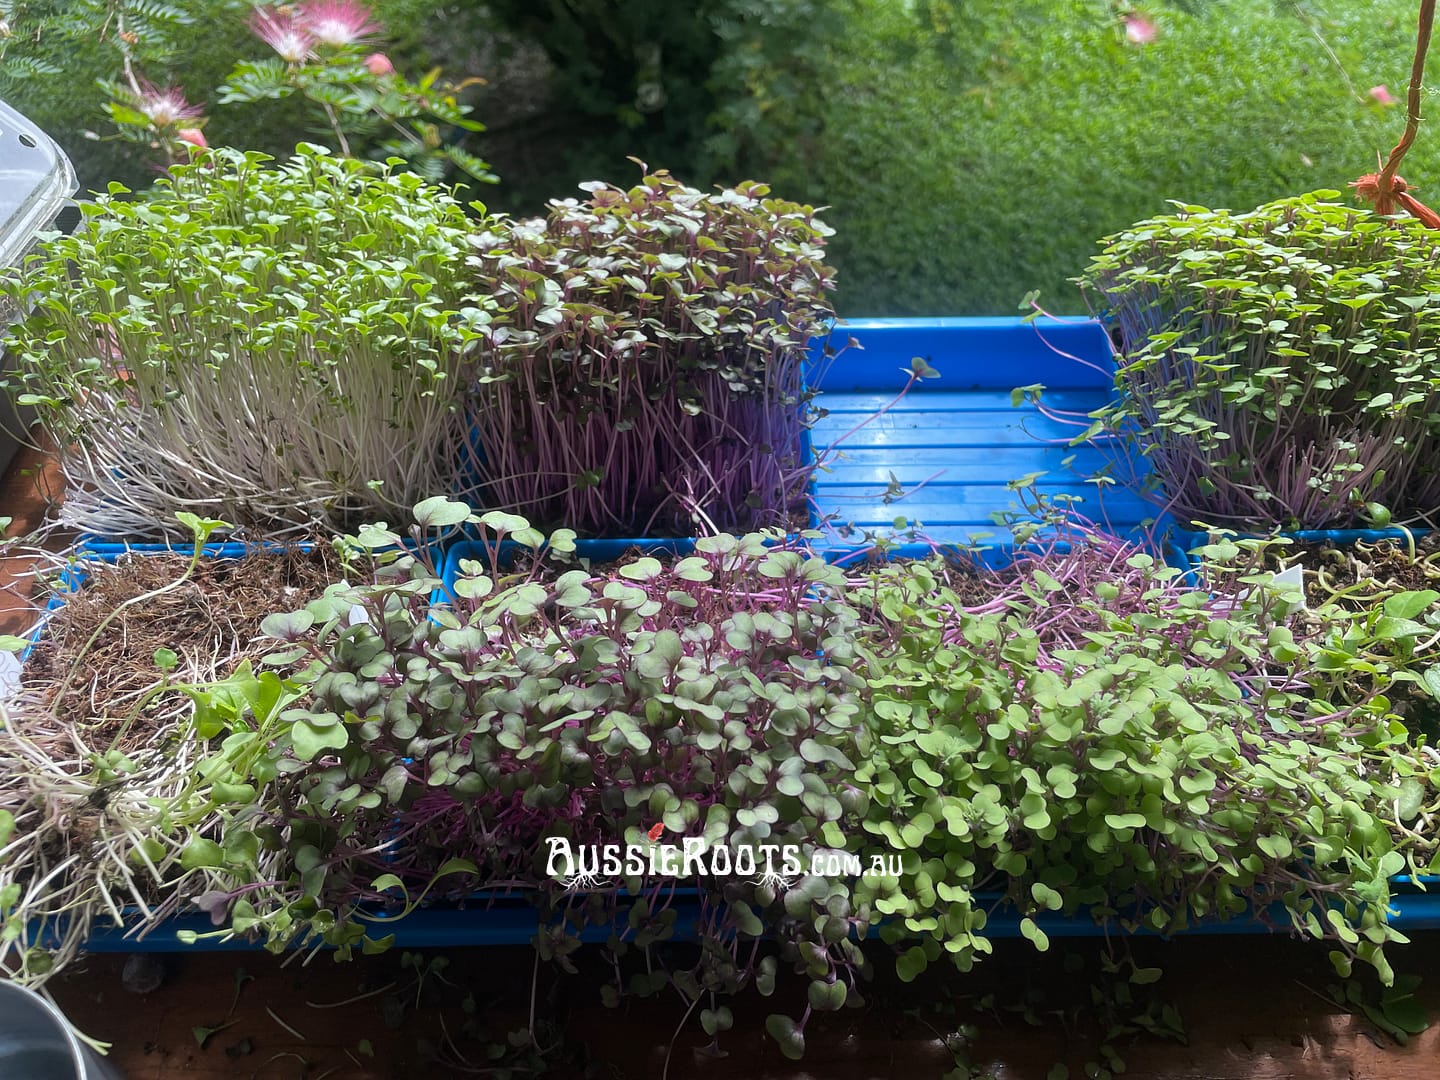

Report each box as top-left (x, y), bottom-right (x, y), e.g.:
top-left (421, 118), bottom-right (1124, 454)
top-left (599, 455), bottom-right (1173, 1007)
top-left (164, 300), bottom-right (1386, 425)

top-left (43, 936), bottom-right (1440, 1079)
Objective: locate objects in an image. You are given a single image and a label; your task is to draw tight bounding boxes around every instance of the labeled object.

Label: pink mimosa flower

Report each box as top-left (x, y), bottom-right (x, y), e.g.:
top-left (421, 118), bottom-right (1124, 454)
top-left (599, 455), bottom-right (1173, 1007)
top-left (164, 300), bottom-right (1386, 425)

top-left (364, 51), bottom-right (394, 76)
top-left (1124, 12), bottom-right (1158, 45)
top-left (299, 0), bottom-right (380, 46)
top-left (251, 6), bottom-right (315, 62)
top-left (132, 82), bottom-right (203, 128)
top-left (1370, 85), bottom-right (1399, 107)
top-left (177, 128), bottom-right (208, 149)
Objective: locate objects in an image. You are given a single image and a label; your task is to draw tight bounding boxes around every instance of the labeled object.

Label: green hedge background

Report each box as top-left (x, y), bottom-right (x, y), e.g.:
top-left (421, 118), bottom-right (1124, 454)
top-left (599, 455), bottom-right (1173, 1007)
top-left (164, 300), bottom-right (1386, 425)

top-left (765, 0), bottom-right (1424, 315)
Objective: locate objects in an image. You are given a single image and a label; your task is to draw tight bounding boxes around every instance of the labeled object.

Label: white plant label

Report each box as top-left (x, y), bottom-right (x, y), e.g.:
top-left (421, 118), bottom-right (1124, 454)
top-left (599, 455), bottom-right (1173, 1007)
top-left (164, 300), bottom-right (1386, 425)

top-left (0, 650), bottom-right (21, 702)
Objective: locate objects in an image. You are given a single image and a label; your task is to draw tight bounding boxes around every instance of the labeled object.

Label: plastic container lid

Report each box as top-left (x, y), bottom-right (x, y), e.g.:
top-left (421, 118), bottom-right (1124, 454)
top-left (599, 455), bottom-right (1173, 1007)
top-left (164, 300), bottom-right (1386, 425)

top-left (0, 98), bottom-right (77, 273)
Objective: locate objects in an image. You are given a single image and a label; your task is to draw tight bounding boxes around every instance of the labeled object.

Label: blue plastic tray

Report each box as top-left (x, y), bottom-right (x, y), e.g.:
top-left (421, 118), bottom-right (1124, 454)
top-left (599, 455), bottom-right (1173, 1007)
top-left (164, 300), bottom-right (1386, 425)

top-left (44, 550), bottom-right (1436, 947)
top-left (807, 316), bottom-right (1168, 546)
top-left (76, 540), bottom-right (282, 556)
top-left (50, 317), bottom-right (1423, 953)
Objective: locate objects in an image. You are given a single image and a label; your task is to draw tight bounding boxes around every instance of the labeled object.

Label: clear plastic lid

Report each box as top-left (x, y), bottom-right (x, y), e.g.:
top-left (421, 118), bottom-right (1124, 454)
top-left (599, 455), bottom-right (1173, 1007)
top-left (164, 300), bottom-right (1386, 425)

top-left (0, 98), bottom-right (78, 272)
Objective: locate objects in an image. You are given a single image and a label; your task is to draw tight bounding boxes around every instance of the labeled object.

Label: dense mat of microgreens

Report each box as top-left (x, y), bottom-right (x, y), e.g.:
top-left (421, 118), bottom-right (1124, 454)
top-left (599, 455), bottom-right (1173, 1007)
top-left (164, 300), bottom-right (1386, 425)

top-left (1185, 531), bottom-right (1440, 785)
top-left (460, 171), bottom-right (835, 537)
top-left (2, 501), bottom-right (1427, 1056)
top-left (0, 145), bottom-right (487, 540)
top-left (1077, 192), bottom-right (1440, 532)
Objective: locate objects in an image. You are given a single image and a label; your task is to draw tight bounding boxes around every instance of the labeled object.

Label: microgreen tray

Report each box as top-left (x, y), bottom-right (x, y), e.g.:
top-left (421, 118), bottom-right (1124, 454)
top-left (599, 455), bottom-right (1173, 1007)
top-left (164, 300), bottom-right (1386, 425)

top-left (41, 532), bottom-right (1440, 951)
top-left (439, 315), bottom-right (1174, 563)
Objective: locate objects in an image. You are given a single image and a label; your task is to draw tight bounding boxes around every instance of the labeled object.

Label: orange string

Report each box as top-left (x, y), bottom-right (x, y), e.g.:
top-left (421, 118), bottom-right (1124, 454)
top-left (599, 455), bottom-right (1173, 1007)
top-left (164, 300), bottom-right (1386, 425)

top-left (1351, 1), bottom-right (1438, 226)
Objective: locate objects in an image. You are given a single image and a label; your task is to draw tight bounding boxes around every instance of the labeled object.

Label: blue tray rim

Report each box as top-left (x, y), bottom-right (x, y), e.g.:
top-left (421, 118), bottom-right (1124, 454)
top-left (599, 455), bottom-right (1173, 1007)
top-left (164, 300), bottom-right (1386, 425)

top-left (66, 882), bottom-right (1440, 952)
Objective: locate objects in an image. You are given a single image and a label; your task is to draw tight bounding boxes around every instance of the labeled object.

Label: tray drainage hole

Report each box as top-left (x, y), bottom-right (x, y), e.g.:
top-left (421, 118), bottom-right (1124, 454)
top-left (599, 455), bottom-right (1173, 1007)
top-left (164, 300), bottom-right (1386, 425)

top-left (18, 133), bottom-right (36, 148)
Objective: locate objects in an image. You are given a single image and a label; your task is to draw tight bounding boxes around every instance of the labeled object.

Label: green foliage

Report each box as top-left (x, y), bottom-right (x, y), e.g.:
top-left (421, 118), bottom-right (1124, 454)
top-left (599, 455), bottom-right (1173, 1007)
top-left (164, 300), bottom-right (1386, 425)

top-left (1327, 972), bottom-right (1430, 1043)
top-left (464, 170), bottom-right (836, 535)
top-left (0, 0), bottom-right (475, 190)
top-left (1080, 192), bottom-right (1440, 530)
top-left (755, 0), bottom-right (1432, 314)
top-left (1186, 534), bottom-right (1440, 878)
top-left (173, 516), bottom-right (1431, 1056)
top-left (183, 504), bottom-right (875, 1057)
top-left (475, 0), bottom-right (847, 209)
top-left (1, 145), bottom-right (490, 537)
top-left (12, 0), bottom-right (1426, 318)
top-left (8, 508), bottom-right (1438, 1051)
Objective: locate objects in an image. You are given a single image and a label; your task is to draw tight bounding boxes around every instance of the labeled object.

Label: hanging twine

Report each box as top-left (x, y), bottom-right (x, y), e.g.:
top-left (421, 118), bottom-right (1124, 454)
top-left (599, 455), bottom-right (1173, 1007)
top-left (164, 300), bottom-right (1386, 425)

top-left (1351, 0), bottom-right (1439, 226)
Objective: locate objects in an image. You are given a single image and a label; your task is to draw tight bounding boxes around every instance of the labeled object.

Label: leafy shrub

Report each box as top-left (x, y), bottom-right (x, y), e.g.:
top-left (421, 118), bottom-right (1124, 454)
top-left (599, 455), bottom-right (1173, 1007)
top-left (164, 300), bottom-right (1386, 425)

top-left (0, 0), bottom-right (238, 187)
top-left (1079, 192), bottom-right (1440, 530)
top-left (475, 0), bottom-right (847, 208)
top-left (0, 0), bottom-right (484, 188)
top-left (462, 171), bottom-right (836, 536)
top-left (851, 532), bottom-right (1412, 984)
top-left (1, 145), bottom-right (488, 539)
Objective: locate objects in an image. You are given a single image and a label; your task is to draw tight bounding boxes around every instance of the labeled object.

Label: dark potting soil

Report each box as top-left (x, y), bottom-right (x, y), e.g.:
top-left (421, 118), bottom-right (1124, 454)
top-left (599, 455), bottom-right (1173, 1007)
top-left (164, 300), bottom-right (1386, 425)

top-left (1259, 532), bottom-right (1440, 611)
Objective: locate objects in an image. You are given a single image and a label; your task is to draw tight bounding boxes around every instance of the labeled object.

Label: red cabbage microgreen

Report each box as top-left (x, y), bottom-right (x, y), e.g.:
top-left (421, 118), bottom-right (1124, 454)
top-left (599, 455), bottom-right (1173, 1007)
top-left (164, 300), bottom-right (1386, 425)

top-left (459, 171), bottom-right (836, 537)
top-left (1076, 192), bottom-right (1440, 531)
